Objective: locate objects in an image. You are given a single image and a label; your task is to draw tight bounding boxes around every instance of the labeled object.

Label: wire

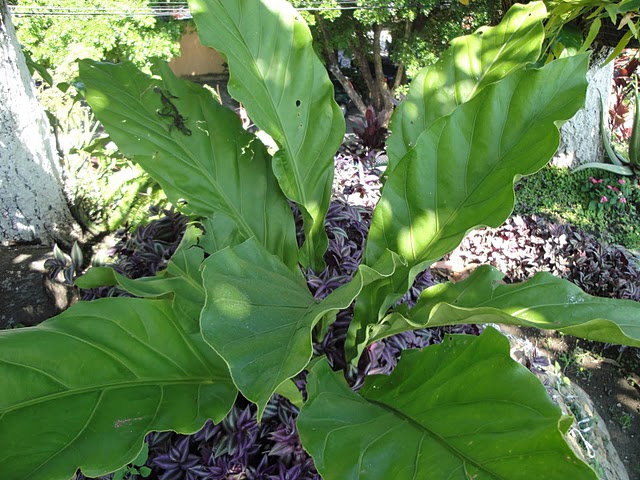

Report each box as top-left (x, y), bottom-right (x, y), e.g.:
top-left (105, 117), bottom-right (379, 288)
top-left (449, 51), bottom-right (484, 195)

top-left (8, 1), bottom-right (387, 17)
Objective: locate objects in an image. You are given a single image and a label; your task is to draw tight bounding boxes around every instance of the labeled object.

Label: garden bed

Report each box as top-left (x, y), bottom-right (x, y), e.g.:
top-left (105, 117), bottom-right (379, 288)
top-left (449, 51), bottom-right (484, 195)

top-left (2, 144), bottom-right (639, 480)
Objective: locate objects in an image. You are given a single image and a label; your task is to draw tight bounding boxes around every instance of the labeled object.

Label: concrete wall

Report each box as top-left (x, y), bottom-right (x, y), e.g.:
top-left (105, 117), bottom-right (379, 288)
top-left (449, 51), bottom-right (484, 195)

top-left (169, 29), bottom-right (227, 77)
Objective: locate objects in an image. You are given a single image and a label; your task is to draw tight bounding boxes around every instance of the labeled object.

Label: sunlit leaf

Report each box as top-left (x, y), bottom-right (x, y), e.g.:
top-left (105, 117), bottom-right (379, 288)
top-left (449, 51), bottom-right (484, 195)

top-left (387, 2), bottom-right (547, 171)
top-left (80, 59), bottom-right (298, 269)
top-left (189, 0), bottom-right (345, 271)
top-left (299, 328), bottom-right (596, 480)
top-left (370, 265), bottom-right (640, 348)
top-left (348, 54), bottom-right (589, 361)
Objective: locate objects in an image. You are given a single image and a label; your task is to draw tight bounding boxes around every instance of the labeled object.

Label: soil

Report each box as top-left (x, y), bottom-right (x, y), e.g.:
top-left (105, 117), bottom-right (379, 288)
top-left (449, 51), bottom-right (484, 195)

top-left (534, 329), bottom-right (640, 479)
top-left (0, 244), bottom-right (59, 328)
top-left (502, 325), bottom-right (640, 479)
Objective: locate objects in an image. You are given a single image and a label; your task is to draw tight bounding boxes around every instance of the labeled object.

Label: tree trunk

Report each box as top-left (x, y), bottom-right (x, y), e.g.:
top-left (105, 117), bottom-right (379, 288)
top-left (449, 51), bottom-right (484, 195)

top-left (0, 0), bottom-right (78, 245)
top-left (349, 26), bottom-right (378, 106)
top-left (552, 46), bottom-right (614, 168)
top-left (314, 13), bottom-right (368, 116)
top-left (371, 25), bottom-right (395, 126)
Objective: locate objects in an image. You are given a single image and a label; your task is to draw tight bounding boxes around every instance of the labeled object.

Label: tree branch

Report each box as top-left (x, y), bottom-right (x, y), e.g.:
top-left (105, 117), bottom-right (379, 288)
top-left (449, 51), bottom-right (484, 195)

top-left (314, 13), bottom-right (367, 115)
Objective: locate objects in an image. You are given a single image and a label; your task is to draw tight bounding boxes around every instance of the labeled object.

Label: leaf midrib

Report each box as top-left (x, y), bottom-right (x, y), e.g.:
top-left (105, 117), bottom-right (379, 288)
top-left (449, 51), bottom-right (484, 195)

top-left (365, 397), bottom-right (508, 480)
top-left (0, 378), bottom-right (220, 417)
top-left (87, 62), bottom-right (257, 241)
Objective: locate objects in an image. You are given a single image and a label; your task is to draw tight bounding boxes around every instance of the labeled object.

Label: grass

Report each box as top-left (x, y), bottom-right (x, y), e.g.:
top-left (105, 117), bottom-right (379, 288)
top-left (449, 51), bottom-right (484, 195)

top-left (618, 412), bottom-right (633, 431)
top-left (556, 348), bottom-right (594, 382)
top-left (514, 165), bottom-right (640, 250)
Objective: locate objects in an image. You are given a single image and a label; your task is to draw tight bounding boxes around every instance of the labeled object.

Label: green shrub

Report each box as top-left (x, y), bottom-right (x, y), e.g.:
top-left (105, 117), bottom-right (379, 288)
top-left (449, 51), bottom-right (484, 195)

top-left (515, 165), bottom-right (640, 248)
top-left (13, 0), bottom-right (186, 81)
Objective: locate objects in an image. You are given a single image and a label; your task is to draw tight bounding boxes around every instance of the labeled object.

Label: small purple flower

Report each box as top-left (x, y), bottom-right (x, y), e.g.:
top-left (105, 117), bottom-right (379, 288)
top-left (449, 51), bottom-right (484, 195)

top-left (600, 195), bottom-right (609, 203)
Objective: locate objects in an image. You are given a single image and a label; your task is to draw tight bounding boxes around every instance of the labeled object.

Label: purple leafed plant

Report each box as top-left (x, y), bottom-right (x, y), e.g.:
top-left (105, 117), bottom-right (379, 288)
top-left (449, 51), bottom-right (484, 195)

top-left (352, 106), bottom-right (389, 153)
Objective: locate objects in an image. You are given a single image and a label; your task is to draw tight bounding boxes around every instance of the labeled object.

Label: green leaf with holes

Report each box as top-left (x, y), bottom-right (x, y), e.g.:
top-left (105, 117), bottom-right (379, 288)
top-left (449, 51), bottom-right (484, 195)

top-left (190, 0), bottom-right (345, 270)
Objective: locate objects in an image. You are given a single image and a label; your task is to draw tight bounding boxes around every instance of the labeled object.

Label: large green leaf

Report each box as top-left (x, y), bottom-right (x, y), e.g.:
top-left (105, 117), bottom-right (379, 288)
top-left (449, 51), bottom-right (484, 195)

top-left (368, 54), bottom-right (589, 268)
top-left (79, 60), bottom-right (298, 270)
top-left (200, 237), bottom-right (402, 418)
top-left (298, 328), bottom-right (596, 480)
top-left (189, 0), bottom-right (346, 271)
top-left (370, 265), bottom-right (640, 347)
top-left (386, 2), bottom-right (547, 171)
top-left (348, 54), bottom-right (589, 361)
top-left (0, 298), bottom-right (237, 480)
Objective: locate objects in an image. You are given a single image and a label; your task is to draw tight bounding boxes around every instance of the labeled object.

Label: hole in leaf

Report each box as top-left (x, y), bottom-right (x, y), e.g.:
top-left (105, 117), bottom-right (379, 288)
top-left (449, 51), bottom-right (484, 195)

top-left (296, 100), bottom-right (301, 107)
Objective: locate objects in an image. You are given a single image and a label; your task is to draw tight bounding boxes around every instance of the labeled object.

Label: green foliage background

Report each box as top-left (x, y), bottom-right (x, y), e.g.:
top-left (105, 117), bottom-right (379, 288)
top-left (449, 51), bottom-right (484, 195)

top-left (296, 0), bottom-right (503, 78)
top-left (12, 0), bottom-right (186, 80)
top-left (515, 166), bottom-right (640, 249)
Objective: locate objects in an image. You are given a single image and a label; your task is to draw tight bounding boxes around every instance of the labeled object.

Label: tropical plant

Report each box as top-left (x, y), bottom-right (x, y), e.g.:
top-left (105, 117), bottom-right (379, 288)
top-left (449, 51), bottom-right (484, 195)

top-left (542, 0), bottom-right (640, 61)
top-left (352, 106), bottom-right (389, 153)
top-left (2, 2), bottom-right (640, 480)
